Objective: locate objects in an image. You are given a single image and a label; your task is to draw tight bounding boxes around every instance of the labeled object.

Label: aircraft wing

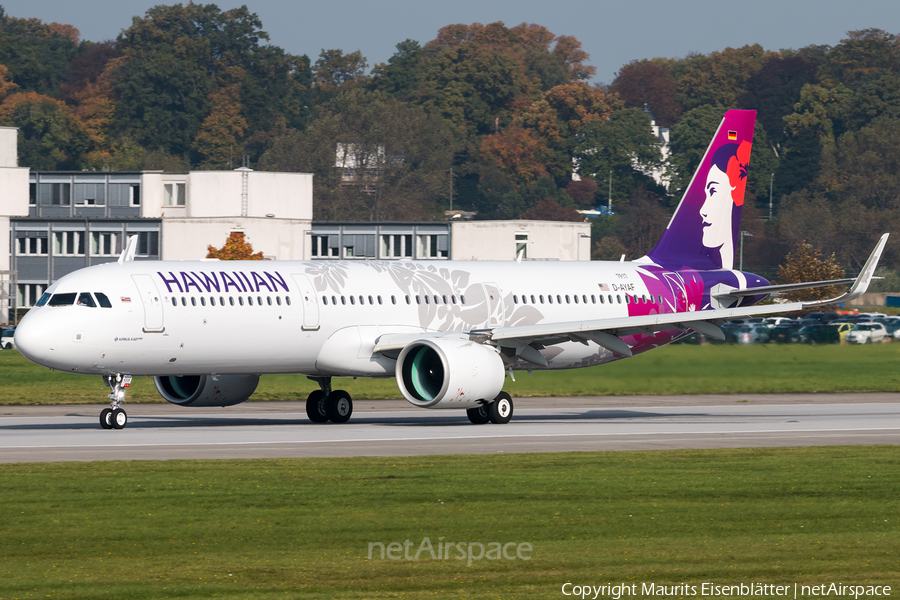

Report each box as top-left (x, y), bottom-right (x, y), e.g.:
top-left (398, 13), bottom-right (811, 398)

top-left (375, 234), bottom-right (888, 365)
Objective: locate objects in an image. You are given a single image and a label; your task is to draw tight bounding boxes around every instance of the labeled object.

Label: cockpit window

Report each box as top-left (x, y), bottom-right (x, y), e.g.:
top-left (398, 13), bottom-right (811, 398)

top-left (95, 293), bottom-right (112, 308)
top-left (35, 293), bottom-right (51, 307)
top-left (77, 292), bottom-right (97, 307)
top-left (47, 293), bottom-right (76, 306)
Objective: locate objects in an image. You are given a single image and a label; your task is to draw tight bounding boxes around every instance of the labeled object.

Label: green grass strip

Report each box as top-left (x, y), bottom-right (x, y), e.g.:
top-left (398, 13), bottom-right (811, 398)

top-left (2, 343), bottom-right (900, 405)
top-left (1, 447), bottom-right (898, 598)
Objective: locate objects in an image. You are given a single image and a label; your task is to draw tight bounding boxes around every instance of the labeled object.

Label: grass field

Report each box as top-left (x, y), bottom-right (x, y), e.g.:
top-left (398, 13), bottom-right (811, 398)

top-left (0, 447), bottom-right (897, 599)
top-left (2, 343), bottom-right (900, 405)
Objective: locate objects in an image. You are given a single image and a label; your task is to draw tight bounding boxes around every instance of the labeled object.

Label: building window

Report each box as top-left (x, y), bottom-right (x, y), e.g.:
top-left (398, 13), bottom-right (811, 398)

top-left (17, 284), bottom-right (46, 308)
top-left (39, 182), bottom-right (71, 206)
top-left (130, 185), bottom-right (141, 206)
top-left (381, 234), bottom-right (413, 258)
top-left (418, 234), bottom-right (449, 259)
top-left (91, 232), bottom-right (120, 256)
top-left (342, 234), bottom-right (376, 258)
top-left (29, 183), bottom-right (36, 206)
top-left (515, 233), bottom-right (528, 259)
top-left (75, 183), bottom-right (105, 206)
top-left (134, 231), bottom-right (159, 256)
top-left (163, 182), bottom-right (186, 206)
top-left (16, 234), bottom-right (47, 255)
top-left (311, 235), bottom-right (339, 257)
top-left (53, 231), bottom-right (85, 256)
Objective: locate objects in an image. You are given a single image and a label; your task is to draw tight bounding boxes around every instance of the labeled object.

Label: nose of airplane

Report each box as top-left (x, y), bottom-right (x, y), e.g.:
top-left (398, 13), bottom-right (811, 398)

top-left (14, 310), bottom-right (57, 367)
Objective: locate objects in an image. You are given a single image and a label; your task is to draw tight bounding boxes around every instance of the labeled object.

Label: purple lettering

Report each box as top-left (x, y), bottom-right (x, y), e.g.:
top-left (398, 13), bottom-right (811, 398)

top-left (158, 271), bottom-right (183, 293)
top-left (239, 272), bottom-right (254, 292)
top-left (195, 272), bottom-right (220, 292)
top-left (220, 272), bottom-right (242, 293)
top-left (181, 271), bottom-right (202, 293)
top-left (252, 272), bottom-right (273, 292)
top-left (265, 271), bottom-right (289, 293)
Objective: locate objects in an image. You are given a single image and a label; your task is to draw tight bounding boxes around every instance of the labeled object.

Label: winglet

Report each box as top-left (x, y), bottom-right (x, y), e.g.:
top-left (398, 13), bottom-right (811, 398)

top-left (802, 233), bottom-right (889, 308)
top-left (118, 235), bottom-right (138, 263)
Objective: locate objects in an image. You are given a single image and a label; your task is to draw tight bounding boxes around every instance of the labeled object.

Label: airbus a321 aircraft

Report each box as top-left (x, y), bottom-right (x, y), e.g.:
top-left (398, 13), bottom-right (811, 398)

top-left (15, 110), bottom-right (889, 430)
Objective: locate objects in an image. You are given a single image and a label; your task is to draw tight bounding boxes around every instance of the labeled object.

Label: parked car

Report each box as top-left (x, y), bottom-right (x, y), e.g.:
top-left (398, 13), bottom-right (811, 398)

top-left (845, 322), bottom-right (887, 344)
top-left (799, 323), bottom-right (840, 344)
top-left (829, 322), bottom-right (854, 343)
top-left (762, 317), bottom-right (794, 327)
top-left (806, 312), bottom-right (841, 323)
top-left (0, 326), bottom-right (15, 350)
top-left (771, 322), bottom-right (806, 343)
top-left (735, 325), bottom-right (770, 344)
top-left (873, 317), bottom-right (900, 339)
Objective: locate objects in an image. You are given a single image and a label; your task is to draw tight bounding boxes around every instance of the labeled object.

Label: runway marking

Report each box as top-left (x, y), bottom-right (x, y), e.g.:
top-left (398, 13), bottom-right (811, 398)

top-left (3, 427), bottom-right (899, 450)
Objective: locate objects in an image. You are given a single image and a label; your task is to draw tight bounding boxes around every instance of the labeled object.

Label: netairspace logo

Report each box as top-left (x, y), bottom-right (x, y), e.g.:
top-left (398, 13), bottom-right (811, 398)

top-left (560, 582), bottom-right (893, 600)
top-left (368, 537), bottom-right (532, 567)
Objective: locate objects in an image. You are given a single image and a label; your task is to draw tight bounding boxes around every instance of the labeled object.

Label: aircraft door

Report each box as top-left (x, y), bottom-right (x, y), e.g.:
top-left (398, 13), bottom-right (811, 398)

top-left (131, 274), bottom-right (165, 332)
top-left (291, 274), bottom-right (320, 331)
top-left (482, 282), bottom-right (504, 327)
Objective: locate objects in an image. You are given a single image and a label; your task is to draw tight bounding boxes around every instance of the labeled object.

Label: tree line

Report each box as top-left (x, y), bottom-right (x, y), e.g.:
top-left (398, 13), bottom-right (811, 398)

top-left (1, 4), bottom-right (899, 279)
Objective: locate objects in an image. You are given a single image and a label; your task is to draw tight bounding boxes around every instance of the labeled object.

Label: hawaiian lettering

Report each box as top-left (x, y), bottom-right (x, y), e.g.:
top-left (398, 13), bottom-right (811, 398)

top-left (220, 272), bottom-right (242, 293)
top-left (157, 270), bottom-right (290, 294)
top-left (265, 271), bottom-right (290, 293)
top-left (252, 272), bottom-right (273, 292)
top-left (181, 272), bottom-right (203, 293)
top-left (157, 271), bottom-right (183, 293)
top-left (196, 271), bottom-right (220, 293)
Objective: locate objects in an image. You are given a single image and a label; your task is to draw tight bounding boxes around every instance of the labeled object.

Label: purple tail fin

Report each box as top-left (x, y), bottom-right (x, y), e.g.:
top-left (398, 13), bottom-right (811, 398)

top-left (647, 110), bottom-right (756, 270)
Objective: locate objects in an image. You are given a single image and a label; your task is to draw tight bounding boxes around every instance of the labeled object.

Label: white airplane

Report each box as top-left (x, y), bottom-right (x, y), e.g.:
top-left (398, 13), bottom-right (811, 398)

top-left (14, 110), bottom-right (889, 429)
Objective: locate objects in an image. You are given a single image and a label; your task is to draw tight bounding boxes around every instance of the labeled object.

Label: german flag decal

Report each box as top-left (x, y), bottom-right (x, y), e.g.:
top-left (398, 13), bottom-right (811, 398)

top-left (728, 130), bottom-right (738, 140)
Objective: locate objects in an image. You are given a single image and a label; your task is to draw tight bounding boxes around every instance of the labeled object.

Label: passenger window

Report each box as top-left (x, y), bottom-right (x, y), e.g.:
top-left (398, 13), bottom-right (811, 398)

top-left (358, 295), bottom-right (364, 305)
top-left (257, 296), bottom-right (263, 305)
top-left (442, 295), bottom-right (447, 304)
top-left (557, 295), bottom-right (562, 304)
top-left (200, 297), bottom-right (206, 306)
top-left (350, 296), bottom-right (356, 305)
top-left (172, 297), bottom-right (178, 307)
top-left (573, 295), bottom-right (578, 304)
top-left (461, 295), bottom-right (466, 304)
top-left (332, 296), bottom-right (337, 305)
top-left (77, 293), bottom-right (96, 307)
top-left (267, 296), bottom-right (272, 306)
top-left (340, 296), bottom-right (346, 305)
top-left (276, 297), bottom-right (282, 306)
top-left (181, 297), bottom-right (187, 306)
top-left (191, 297), bottom-right (197, 306)
top-left (416, 296), bottom-right (421, 304)
top-left (377, 296), bottom-right (383, 305)
top-left (539, 295), bottom-right (544, 304)
top-left (625, 295), bottom-right (630, 304)
top-left (531, 295), bottom-right (536, 304)
top-left (616, 295), bottom-right (621, 304)
top-left (548, 295), bottom-right (553, 304)
top-left (391, 295), bottom-right (396, 305)
top-left (95, 293), bottom-right (112, 308)
top-left (566, 295), bottom-right (571, 304)
top-left (220, 296), bottom-right (225, 305)
top-left (451, 295), bottom-right (457, 304)
top-left (591, 295), bottom-right (596, 303)
top-left (599, 295), bottom-right (604, 304)
top-left (210, 297), bottom-right (216, 306)
top-left (285, 297), bottom-right (291, 306)
top-left (247, 297), bottom-right (253, 306)
top-left (238, 297), bottom-right (244, 306)
top-left (369, 295), bottom-right (374, 305)
top-left (424, 296), bottom-right (429, 304)
top-left (230, 297), bottom-right (235, 306)
top-left (405, 295), bottom-right (410, 304)
top-left (582, 295), bottom-right (587, 304)
top-left (513, 295), bottom-right (518, 304)
top-left (608, 294), bottom-right (613, 303)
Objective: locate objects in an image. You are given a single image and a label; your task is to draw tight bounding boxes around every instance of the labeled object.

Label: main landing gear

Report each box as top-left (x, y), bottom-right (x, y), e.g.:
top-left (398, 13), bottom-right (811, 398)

top-left (305, 377), bottom-right (353, 424)
top-left (466, 392), bottom-right (513, 425)
top-left (100, 374), bottom-right (131, 430)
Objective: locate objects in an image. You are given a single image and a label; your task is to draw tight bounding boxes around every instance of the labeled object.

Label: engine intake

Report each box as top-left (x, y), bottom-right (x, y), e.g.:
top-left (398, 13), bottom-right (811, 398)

top-left (396, 338), bottom-right (505, 409)
top-left (154, 374), bottom-right (260, 407)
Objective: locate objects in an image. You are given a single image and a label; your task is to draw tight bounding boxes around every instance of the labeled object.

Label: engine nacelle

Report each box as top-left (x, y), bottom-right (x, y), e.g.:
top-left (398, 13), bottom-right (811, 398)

top-left (396, 338), bottom-right (505, 409)
top-left (154, 374), bottom-right (260, 407)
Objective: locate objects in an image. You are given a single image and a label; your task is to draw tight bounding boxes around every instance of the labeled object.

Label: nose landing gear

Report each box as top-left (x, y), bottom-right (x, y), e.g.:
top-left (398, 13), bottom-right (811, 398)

top-left (100, 374), bottom-right (131, 429)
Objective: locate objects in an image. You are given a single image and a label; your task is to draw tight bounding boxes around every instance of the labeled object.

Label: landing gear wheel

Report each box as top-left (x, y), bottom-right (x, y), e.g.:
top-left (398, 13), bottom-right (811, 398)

top-left (111, 408), bottom-right (128, 429)
top-left (100, 408), bottom-right (113, 429)
top-left (488, 392), bottom-right (513, 425)
top-left (325, 390), bottom-right (353, 424)
top-left (306, 390), bottom-right (329, 423)
top-left (467, 405), bottom-right (490, 424)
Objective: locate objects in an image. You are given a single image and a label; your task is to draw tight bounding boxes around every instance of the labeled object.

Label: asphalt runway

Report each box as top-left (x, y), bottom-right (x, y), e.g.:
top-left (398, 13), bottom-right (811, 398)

top-left (1, 393), bottom-right (898, 463)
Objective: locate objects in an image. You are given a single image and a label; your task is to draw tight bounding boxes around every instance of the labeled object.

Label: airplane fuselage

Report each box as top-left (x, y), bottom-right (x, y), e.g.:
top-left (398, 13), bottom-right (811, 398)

top-left (16, 258), bottom-right (767, 378)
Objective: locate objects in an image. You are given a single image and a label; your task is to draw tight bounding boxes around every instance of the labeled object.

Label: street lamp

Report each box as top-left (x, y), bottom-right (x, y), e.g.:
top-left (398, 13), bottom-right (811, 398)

top-left (739, 231), bottom-right (754, 271)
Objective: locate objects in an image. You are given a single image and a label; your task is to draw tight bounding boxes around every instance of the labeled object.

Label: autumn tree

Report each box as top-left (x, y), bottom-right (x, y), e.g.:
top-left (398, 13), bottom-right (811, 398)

top-left (776, 242), bottom-right (845, 302)
top-left (0, 91), bottom-right (90, 169)
top-left (192, 81), bottom-right (249, 168)
top-left (314, 49), bottom-right (369, 91)
top-left (521, 197), bottom-right (581, 221)
top-left (206, 232), bottom-right (264, 260)
top-left (610, 59), bottom-right (681, 127)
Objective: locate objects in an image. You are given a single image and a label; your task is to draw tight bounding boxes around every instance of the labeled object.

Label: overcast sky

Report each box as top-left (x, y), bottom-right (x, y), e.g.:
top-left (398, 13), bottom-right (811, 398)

top-left (2, 0), bottom-right (898, 85)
